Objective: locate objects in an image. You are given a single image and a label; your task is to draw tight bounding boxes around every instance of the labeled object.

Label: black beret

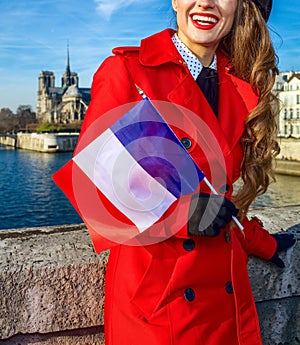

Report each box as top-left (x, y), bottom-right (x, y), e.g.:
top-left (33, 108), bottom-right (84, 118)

top-left (251, 0), bottom-right (272, 21)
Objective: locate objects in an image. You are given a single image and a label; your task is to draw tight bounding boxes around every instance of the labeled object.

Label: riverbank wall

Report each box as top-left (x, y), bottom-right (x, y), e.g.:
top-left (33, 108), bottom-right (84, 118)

top-left (278, 138), bottom-right (300, 161)
top-left (0, 205), bottom-right (299, 345)
top-left (274, 159), bottom-right (300, 176)
top-left (274, 138), bottom-right (300, 176)
top-left (0, 133), bottom-right (79, 153)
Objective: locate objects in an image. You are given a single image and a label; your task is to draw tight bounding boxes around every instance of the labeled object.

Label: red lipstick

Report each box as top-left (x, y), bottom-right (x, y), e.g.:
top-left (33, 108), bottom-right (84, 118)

top-left (190, 12), bottom-right (219, 30)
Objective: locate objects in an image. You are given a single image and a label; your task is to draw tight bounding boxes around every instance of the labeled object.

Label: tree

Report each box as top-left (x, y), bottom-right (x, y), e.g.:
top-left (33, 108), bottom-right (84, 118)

top-left (15, 105), bottom-right (36, 130)
top-left (0, 108), bottom-right (14, 120)
top-left (0, 107), bottom-right (16, 133)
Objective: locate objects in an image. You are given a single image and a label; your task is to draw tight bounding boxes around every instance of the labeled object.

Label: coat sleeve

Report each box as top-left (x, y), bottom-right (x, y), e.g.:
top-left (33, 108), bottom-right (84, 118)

top-left (72, 52), bottom-right (195, 250)
top-left (234, 216), bottom-right (277, 260)
top-left (77, 52), bottom-right (196, 247)
top-left (72, 55), bottom-right (139, 253)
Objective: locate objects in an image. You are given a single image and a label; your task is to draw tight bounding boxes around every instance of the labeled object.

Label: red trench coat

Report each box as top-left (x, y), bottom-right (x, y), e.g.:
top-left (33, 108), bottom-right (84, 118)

top-left (72, 29), bottom-right (278, 345)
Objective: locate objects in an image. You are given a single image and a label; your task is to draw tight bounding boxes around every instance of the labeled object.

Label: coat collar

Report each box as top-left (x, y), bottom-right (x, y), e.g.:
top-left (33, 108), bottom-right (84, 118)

top-left (140, 29), bottom-right (182, 66)
top-left (140, 28), bottom-right (258, 114)
top-left (139, 29), bottom-right (259, 153)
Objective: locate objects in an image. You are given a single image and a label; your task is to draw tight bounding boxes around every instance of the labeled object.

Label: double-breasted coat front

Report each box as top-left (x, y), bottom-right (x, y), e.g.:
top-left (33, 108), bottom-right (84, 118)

top-left (61, 29), bottom-right (278, 345)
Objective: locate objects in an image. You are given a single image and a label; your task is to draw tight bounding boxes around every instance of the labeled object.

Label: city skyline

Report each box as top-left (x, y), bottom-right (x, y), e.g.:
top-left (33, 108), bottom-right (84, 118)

top-left (1, 0), bottom-right (300, 112)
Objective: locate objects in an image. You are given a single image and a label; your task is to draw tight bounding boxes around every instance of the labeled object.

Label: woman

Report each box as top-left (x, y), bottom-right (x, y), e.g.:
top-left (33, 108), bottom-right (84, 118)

top-left (75, 0), bottom-right (296, 344)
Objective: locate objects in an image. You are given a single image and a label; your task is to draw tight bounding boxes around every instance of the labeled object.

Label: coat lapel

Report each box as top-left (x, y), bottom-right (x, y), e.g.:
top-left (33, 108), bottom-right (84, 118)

top-left (218, 54), bottom-right (259, 152)
top-left (167, 71), bottom-right (232, 159)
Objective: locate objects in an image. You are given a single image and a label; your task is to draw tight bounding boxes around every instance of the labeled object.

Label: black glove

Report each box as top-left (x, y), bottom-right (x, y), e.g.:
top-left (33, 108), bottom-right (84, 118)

top-left (188, 193), bottom-right (238, 237)
top-left (270, 233), bottom-right (296, 268)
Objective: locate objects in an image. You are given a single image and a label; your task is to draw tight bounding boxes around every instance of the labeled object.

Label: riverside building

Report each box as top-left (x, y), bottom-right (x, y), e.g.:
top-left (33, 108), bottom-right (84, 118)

top-left (274, 71), bottom-right (300, 139)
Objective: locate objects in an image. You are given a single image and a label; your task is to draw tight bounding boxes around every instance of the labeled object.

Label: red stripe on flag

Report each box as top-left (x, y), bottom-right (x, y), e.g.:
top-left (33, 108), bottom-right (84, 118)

top-left (53, 160), bottom-right (136, 252)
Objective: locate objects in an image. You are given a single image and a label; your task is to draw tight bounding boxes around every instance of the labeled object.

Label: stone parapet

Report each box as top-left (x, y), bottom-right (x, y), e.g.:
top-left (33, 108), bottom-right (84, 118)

top-left (0, 206), bottom-right (299, 345)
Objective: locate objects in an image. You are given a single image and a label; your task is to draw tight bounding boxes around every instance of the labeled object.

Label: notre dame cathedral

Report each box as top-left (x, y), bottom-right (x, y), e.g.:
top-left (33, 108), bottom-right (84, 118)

top-left (36, 48), bottom-right (91, 124)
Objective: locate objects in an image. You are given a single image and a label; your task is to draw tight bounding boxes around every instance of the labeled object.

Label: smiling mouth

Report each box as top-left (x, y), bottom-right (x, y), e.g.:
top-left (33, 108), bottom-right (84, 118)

top-left (191, 14), bottom-right (219, 27)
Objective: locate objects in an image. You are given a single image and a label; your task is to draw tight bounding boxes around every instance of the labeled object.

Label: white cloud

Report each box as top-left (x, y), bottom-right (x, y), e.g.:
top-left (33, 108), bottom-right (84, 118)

top-left (94, 0), bottom-right (147, 20)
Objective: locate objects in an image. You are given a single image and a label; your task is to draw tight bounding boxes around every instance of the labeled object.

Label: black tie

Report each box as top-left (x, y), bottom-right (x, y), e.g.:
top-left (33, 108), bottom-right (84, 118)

top-left (196, 67), bottom-right (219, 117)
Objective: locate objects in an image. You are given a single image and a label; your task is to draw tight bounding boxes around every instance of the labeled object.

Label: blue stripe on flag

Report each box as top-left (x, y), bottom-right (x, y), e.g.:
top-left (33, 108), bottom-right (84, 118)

top-left (110, 99), bottom-right (205, 197)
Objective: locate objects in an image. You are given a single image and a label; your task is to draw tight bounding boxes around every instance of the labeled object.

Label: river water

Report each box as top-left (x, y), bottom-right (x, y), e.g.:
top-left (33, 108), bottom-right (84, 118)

top-left (0, 146), bottom-right (82, 230)
top-left (0, 146), bottom-right (299, 230)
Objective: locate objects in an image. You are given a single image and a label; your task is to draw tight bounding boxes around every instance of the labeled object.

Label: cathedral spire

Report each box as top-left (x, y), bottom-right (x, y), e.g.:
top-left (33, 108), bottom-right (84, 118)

top-left (62, 41), bottom-right (78, 90)
top-left (66, 41), bottom-right (71, 75)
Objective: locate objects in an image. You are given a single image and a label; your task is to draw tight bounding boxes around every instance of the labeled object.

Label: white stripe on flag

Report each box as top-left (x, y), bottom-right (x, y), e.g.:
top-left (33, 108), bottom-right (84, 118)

top-left (73, 129), bottom-right (177, 232)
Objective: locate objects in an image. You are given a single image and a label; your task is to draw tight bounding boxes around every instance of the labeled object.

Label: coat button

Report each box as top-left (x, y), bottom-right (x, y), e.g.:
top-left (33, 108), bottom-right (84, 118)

top-left (184, 288), bottom-right (195, 301)
top-left (183, 239), bottom-right (195, 251)
top-left (219, 183), bottom-right (230, 194)
top-left (181, 137), bottom-right (192, 149)
top-left (224, 231), bottom-right (231, 243)
top-left (225, 281), bottom-right (234, 294)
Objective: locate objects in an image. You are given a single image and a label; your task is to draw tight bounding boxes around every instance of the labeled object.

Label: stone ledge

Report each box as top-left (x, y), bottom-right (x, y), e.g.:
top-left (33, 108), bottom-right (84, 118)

top-left (0, 327), bottom-right (104, 345)
top-left (0, 206), bottom-right (299, 344)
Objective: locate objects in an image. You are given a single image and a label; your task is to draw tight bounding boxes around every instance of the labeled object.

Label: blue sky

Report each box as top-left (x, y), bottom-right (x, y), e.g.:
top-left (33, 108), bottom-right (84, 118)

top-left (0, 0), bottom-right (299, 112)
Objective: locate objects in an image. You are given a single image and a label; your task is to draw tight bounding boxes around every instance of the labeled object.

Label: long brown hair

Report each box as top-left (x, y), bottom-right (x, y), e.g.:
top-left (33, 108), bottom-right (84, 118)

top-left (220, 0), bottom-right (280, 216)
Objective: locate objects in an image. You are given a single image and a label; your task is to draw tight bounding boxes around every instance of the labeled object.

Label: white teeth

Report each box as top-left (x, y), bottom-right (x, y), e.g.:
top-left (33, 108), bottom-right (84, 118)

top-left (191, 15), bottom-right (218, 24)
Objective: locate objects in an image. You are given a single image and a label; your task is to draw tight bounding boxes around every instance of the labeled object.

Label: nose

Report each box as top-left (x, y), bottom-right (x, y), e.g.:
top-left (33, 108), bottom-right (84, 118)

top-left (196, 0), bottom-right (215, 9)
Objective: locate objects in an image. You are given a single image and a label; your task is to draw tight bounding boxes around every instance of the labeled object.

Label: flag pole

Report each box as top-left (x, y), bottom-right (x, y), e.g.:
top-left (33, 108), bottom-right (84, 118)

top-left (135, 84), bottom-right (149, 100)
top-left (135, 84), bottom-right (244, 232)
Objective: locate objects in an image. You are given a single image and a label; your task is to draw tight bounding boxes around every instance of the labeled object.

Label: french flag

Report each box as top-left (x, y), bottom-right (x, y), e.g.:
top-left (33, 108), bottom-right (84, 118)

top-left (53, 98), bottom-right (205, 247)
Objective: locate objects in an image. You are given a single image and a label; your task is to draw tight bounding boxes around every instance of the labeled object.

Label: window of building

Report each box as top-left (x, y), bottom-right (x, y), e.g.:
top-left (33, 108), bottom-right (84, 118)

top-left (297, 94), bottom-right (300, 104)
top-left (290, 108), bottom-right (293, 118)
